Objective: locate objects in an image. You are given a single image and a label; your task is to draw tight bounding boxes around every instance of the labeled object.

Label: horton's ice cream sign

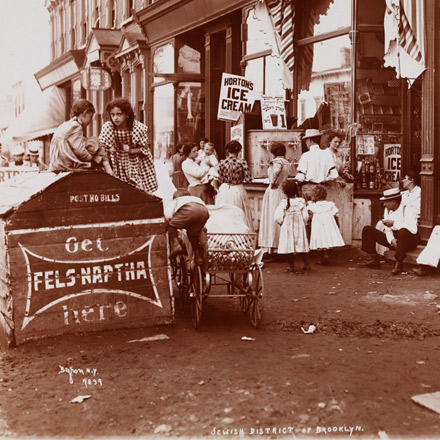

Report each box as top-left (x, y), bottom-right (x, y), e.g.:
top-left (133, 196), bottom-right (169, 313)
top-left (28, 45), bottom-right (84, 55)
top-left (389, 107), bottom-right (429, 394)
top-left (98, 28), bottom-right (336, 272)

top-left (384, 144), bottom-right (401, 182)
top-left (217, 73), bottom-right (255, 122)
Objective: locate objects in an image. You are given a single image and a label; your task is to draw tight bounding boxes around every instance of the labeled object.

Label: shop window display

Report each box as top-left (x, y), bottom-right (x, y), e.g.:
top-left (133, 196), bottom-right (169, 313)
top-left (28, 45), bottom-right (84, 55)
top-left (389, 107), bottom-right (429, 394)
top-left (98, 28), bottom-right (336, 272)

top-left (176, 82), bottom-right (205, 145)
top-left (296, 35), bottom-right (352, 132)
top-left (355, 32), bottom-right (402, 189)
top-left (153, 83), bottom-right (174, 160)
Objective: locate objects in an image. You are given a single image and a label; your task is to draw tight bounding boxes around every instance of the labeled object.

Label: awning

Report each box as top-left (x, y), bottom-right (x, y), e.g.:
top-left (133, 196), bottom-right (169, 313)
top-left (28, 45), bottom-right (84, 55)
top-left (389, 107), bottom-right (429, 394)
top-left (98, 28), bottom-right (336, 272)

top-left (1, 87), bottom-right (66, 143)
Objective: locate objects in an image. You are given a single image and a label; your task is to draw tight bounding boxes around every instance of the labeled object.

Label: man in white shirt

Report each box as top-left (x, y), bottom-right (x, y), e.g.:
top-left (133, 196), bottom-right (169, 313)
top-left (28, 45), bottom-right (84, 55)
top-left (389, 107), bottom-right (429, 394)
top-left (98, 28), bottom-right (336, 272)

top-left (359, 188), bottom-right (420, 275)
top-left (400, 170), bottom-right (421, 221)
top-left (295, 129), bottom-right (338, 184)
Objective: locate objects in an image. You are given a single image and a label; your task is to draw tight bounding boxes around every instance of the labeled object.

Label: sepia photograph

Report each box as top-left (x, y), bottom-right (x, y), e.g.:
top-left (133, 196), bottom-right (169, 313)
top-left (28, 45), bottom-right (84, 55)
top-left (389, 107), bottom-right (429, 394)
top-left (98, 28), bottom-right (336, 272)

top-left (0, 1), bottom-right (438, 439)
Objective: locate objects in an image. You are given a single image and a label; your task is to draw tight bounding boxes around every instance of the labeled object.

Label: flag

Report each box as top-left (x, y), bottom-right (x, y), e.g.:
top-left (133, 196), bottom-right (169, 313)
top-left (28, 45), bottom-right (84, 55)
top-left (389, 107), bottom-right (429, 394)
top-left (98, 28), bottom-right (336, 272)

top-left (384, 0), bottom-right (425, 82)
top-left (265, 0), bottom-right (294, 72)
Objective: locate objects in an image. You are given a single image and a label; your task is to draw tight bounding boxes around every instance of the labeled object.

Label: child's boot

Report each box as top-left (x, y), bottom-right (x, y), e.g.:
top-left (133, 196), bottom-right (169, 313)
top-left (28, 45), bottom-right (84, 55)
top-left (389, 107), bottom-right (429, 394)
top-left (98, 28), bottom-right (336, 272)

top-left (302, 253), bottom-right (311, 271)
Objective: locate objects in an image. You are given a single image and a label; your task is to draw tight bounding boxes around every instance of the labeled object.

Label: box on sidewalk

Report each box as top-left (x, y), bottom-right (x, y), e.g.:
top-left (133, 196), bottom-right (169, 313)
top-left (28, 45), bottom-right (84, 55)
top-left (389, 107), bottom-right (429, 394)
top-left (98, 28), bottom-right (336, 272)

top-left (0, 170), bottom-right (173, 347)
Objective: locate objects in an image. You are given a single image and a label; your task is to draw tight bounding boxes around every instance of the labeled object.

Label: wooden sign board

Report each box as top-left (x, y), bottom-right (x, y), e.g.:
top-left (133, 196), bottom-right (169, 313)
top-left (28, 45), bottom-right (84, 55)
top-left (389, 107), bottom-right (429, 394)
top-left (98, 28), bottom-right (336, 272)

top-left (0, 171), bottom-right (173, 346)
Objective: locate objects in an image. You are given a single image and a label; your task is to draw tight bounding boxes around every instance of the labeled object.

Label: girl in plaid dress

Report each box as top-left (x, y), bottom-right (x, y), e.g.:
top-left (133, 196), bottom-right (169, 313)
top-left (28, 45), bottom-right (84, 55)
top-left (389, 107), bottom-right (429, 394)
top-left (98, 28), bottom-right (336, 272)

top-left (99, 98), bottom-right (158, 194)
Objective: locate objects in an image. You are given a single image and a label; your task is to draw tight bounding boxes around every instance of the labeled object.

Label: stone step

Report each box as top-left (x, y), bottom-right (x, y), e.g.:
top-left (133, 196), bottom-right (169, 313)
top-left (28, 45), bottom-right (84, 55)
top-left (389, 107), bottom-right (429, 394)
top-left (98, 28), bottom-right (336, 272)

top-left (383, 245), bottom-right (425, 265)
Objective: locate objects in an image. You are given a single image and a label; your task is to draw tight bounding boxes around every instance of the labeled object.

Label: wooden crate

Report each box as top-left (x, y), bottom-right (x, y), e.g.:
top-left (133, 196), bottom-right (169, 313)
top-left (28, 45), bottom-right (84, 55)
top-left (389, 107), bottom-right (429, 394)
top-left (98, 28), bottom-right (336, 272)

top-left (0, 171), bottom-right (173, 347)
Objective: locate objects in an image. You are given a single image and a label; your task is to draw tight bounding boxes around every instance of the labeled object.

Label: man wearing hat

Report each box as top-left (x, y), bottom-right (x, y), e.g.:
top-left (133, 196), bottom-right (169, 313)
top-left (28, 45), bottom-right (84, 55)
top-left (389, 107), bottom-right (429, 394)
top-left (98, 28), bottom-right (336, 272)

top-left (11, 145), bottom-right (25, 166)
top-left (359, 187), bottom-right (419, 274)
top-left (28, 146), bottom-right (48, 171)
top-left (0, 143), bottom-right (9, 167)
top-left (295, 129), bottom-right (338, 184)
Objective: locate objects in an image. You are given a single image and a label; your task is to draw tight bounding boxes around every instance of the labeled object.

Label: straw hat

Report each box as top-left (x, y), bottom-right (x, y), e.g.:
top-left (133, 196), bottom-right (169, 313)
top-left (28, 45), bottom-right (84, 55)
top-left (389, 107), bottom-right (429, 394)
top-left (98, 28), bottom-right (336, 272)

top-left (28, 146), bottom-right (39, 155)
top-left (302, 129), bottom-right (322, 140)
top-left (379, 188), bottom-right (401, 201)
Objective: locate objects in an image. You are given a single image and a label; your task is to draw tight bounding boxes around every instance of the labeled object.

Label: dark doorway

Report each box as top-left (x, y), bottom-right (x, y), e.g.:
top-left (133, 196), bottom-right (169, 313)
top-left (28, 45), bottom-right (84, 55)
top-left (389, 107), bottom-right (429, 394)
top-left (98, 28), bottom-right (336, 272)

top-left (209, 31), bottom-right (226, 158)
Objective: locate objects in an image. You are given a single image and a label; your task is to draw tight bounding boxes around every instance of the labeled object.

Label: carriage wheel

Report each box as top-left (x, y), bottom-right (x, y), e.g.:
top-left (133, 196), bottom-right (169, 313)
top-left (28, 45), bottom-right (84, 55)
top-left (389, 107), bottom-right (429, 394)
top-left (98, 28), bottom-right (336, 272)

top-left (247, 264), bottom-right (264, 328)
top-left (229, 273), bottom-right (249, 312)
top-left (175, 254), bottom-right (190, 316)
top-left (190, 264), bottom-right (203, 329)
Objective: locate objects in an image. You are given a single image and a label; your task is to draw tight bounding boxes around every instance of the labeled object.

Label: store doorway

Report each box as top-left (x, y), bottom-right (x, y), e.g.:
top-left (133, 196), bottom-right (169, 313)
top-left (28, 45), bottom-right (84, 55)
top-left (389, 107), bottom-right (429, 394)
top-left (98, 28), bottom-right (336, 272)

top-left (208, 30), bottom-right (227, 158)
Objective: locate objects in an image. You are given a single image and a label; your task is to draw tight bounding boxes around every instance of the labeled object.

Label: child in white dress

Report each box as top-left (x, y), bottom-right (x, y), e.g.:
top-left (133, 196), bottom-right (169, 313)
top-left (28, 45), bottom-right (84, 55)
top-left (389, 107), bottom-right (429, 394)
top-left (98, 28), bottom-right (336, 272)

top-left (274, 180), bottom-right (310, 273)
top-left (307, 185), bottom-right (345, 265)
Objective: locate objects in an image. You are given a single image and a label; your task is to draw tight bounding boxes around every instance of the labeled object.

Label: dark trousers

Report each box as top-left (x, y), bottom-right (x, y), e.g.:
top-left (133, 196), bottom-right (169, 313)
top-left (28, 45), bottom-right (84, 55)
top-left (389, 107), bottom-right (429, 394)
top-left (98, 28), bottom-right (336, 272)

top-left (168, 202), bottom-right (209, 253)
top-left (361, 225), bottom-right (420, 261)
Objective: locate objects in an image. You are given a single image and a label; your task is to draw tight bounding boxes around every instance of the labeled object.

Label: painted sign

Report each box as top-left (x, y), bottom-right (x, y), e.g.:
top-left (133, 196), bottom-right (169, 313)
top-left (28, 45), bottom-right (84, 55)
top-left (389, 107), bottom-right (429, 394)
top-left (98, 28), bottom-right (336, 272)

top-left (8, 219), bottom-right (169, 336)
top-left (0, 166), bottom-right (36, 182)
top-left (217, 73), bottom-right (255, 122)
top-left (261, 96), bottom-right (287, 129)
top-left (81, 67), bottom-right (112, 91)
top-left (383, 143), bottom-right (401, 182)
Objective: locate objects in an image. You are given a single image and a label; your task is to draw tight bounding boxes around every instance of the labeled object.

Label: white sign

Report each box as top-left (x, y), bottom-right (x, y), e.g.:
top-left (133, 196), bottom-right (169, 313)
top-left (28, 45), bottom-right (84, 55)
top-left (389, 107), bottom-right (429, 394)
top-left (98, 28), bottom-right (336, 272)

top-left (261, 96), bottom-right (287, 129)
top-left (217, 73), bottom-right (255, 122)
top-left (384, 144), bottom-right (401, 182)
top-left (356, 135), bottom-right (375, 155)
top-left (0, 166), bottom-right (36, 182)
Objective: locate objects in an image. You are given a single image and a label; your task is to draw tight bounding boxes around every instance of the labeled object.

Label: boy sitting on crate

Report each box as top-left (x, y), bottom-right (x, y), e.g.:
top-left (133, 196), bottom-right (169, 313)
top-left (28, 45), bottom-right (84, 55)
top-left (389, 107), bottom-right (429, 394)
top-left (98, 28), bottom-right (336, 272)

top-left (164, 188), bottom-right (210, 265)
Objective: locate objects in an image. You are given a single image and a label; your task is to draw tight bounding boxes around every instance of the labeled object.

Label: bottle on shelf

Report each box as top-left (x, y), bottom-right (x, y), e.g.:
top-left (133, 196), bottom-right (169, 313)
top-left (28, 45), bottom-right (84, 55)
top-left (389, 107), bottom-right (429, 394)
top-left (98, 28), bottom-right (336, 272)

top-left (369, 157), bottom-right (376, 189)
top-left (361, 158), bottom-right (367, 189)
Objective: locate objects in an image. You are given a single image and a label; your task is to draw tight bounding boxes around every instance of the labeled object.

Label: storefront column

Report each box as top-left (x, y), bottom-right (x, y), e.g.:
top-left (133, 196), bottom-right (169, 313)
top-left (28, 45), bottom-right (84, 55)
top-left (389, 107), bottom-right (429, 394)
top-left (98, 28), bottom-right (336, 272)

top-left (204, 33), bottom-right (212, 139)
top-left (420, 0), bottom-right (438, 239)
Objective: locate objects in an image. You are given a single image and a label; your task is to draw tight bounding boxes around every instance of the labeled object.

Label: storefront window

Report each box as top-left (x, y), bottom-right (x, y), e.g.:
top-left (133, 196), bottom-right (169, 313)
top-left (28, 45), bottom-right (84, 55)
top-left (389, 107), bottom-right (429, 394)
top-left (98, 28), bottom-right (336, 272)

top-left (244, 5), bottom-right (292, 95)
top-left (153, 43), bottom-right (175, 83)
top-left (313, 0), bottom-right (351, 36)
top-left (355, 32), bottom-right (402, 189)
top-left (153, 83), bottom-right (174, 160)
top-left (178, 44), bottom-right (201, 74)
top-left (176, 82), bottom-right (205, 144)
top-left (297, 35), bottom-right (352, 131)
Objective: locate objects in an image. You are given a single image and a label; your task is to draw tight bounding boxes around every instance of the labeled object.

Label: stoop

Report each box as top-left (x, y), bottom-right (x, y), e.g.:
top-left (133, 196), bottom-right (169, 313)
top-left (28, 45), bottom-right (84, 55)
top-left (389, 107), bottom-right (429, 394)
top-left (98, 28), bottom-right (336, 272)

top-left (383, 245), bottom-right (425, 265)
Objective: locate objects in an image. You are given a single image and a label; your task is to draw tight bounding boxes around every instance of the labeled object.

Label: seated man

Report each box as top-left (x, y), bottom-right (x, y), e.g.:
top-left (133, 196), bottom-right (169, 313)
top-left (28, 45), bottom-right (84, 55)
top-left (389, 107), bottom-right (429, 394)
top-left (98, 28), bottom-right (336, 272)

top-left (359, 188), bottom-right (419, 275)
top-left (164, 188), bottom-right (210, 265)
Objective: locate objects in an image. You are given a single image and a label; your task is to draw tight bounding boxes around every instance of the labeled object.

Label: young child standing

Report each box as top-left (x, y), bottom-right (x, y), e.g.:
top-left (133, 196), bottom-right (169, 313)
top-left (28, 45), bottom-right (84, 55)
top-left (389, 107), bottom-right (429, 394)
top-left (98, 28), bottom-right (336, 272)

top-left (307, 185), bottom-right (345, 265)
top-left (273, 180), bottom-right (310, 273)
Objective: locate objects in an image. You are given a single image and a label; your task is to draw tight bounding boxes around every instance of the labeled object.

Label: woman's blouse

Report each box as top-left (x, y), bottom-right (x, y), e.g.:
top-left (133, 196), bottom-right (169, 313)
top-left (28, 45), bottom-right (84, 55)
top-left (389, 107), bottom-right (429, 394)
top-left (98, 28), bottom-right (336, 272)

top-left (218, 156), bottom-right (251, 185)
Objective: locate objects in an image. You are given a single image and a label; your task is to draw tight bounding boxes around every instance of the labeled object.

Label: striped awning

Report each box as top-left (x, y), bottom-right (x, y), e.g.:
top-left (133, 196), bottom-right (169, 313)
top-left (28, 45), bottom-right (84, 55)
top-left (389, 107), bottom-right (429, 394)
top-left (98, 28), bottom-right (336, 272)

top-left (265, 0), bottom-right (295, 72)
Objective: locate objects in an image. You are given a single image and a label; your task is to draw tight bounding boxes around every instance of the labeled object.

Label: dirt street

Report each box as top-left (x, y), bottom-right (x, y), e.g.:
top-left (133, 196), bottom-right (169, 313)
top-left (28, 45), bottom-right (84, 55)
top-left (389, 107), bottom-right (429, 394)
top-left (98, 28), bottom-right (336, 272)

top-left (1, 247), bottom-right (440, 439)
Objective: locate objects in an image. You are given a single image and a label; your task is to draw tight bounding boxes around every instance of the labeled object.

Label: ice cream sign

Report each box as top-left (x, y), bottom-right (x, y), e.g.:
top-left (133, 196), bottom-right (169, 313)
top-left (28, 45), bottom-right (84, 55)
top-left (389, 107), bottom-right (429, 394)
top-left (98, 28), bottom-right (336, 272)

top-left (217, 73), bottom-right (256, 122)
top-left (384, 144), bottom-right (401, 182)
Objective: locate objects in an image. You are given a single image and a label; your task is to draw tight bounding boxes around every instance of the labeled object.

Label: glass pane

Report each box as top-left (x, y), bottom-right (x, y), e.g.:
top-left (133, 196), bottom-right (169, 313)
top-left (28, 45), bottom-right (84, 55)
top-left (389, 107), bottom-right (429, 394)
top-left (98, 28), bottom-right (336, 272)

top-left (265, 56), bottom-right (287, 96)
top-left (176, 82), bottom-right (205, 144)
top-left (245, 57), bottom-right (264, 97)
top-left (355, 32), bottom-right (402, 189)
top-left (153, 83), bottom-right (174, 160)
top-left (313, 0), bottom-right (351, 36)
top-left (178, 44), bottom-right (201, 74)
top-left (297, 35), bottom-right (352, 132)
top-left (153, 43), bottom-right (175, 75)
top-left (356, 32), bottom-right (401, 135)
